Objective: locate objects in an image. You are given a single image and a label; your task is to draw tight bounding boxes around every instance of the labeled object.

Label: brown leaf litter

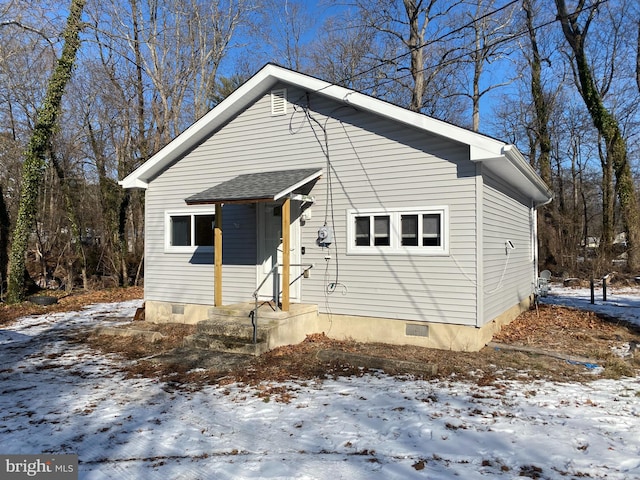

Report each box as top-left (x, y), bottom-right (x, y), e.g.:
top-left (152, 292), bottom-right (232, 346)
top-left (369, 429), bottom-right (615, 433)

top-left (3, 287), bottom-right (639, 389)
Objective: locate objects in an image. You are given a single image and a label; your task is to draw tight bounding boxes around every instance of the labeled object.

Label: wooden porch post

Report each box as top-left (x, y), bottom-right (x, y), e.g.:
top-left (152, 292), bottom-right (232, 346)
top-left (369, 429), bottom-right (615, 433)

top-left (214, 203), bottom-right (223, 306)
top-left (281, 197), bottom-right (290, 311)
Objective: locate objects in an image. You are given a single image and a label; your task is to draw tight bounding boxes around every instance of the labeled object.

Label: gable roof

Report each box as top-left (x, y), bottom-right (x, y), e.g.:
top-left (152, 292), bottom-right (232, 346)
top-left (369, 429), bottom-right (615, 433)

top-left (119, 63), bottom-right (552, 206)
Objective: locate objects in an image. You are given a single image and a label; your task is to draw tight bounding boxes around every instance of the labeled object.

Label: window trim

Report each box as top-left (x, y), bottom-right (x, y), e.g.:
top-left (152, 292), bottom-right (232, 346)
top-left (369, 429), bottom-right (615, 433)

top-left (164, 208), bottom-right (216, 253)
top-left (346, 206), bottom-right (449, 256)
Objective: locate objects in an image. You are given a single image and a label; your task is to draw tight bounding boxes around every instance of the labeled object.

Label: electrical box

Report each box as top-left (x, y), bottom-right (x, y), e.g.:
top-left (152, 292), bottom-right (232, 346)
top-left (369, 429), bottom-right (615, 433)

top-left (317, 226), bottom-right (333, 246)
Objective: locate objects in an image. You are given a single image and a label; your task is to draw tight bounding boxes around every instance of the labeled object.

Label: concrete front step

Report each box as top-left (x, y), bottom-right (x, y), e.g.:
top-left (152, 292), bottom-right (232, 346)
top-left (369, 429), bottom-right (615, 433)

top-left (185, 303), bottom-right (320, 357)
top-left (196, 318), bottom-right (271, 342)
top-left (183, 333), bottom-right (268, 356)
top-left (186, 310), bottom-right (276, 356)
top-left (207, 302), bottom-right (317, 321)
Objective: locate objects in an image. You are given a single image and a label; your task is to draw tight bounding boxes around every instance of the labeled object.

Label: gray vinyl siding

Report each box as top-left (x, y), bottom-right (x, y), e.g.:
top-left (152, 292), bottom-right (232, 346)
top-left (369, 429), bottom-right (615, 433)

top-left (481, 171), bottom-right (535, 325)
top-left (144, 84), bottom-right (479, 325)
top-left (144, 200), bottom-right (256, 305)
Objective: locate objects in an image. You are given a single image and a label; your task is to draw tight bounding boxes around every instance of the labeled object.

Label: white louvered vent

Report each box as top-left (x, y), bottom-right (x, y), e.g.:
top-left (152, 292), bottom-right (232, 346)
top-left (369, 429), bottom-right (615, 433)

top-left (271, 88), bottom-right (287, 115)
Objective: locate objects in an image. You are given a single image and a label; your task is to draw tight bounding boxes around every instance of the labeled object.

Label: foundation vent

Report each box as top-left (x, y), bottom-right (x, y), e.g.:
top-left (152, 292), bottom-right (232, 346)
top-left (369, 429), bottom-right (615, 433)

top-left (406, 323), bottom-right (429, 337)
top-left (271, 88), bottom-right (287, 115)
top-left (171, 304), bottom-right (185, 315)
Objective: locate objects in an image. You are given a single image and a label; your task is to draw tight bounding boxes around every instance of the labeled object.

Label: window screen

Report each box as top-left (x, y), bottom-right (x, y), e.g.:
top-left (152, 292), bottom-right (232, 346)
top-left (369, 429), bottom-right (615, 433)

top-left (422, 213), bottom-right (441, 246)
top-left (194, 214), bottom-right (215, 246)
top-left (355, 216), bottom-right (370, 246)
top-left (171, 215), bottom-right (191, 246)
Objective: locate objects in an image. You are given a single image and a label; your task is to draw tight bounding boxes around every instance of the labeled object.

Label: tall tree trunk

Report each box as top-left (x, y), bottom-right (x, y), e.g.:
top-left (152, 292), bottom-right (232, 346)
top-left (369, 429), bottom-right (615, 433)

top-left (0, 185), bottom-right (9, 293)
top-left (598, 139), bottom-right (614, 262)
top-left (118, 191), bottom-right (131, 286)
top-left (130, 0), bottom-right (149, 162)
top-left (403, 0), bottom-right (426, 112)
top-left (6, 0), bottom-right (86, 303)
top-left (523, 0), bottom-right (556, 268)
top-left (636, 18), bottom-right (640, 93)
top-left (555, 0), bottom-right (640, 270)
top-left (50, 150), bottom-right (88, 290)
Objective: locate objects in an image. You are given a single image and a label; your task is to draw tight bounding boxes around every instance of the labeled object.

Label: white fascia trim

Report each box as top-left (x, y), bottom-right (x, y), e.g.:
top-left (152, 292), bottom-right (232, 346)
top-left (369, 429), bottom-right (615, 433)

top-left (118, 177), bottom-right (149, 189)
top-left (120, 65), bottom-right (284, 189)
top-left (273, 169), bottom-right (323, 201)
top-left (301, 77), bottom-right (506, 156)
top-left (120, 63), bottom-right (518, 192)
top-left (501, 145), bottom-right (553, 205)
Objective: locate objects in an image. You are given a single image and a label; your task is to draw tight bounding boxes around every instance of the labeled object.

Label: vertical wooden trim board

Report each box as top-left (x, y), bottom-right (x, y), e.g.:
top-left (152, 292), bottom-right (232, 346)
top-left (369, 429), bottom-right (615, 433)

top-left (214, 203), bottom-right (223, 306)
top-left (281, 198), bottom-right (291, 311)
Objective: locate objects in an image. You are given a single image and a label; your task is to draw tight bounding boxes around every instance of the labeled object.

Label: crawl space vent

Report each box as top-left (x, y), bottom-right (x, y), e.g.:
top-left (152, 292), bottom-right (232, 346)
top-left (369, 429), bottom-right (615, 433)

top-left (406, 323), bottom-right (429, 337)
top-left (271, 88), bottom-right (287, 115)
top-left (171, 304), bottom-right (185, 315)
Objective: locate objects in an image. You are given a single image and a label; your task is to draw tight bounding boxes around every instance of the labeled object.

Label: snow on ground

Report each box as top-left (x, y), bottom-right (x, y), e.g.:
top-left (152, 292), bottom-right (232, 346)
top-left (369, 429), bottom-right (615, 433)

top-left (542, 283), bottom-right (640, 327)
top-left (0, 288), bottom-right (639, 479)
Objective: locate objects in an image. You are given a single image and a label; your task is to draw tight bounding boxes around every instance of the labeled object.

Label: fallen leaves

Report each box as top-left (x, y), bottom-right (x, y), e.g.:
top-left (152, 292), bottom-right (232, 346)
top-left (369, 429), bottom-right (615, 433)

top-left (3, 288), bottom-right (639, 387)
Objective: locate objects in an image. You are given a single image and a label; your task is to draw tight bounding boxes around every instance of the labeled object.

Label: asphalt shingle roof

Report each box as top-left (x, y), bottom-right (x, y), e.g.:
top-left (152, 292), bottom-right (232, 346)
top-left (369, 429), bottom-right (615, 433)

top-left (185, 168), bottom-right (322, 204)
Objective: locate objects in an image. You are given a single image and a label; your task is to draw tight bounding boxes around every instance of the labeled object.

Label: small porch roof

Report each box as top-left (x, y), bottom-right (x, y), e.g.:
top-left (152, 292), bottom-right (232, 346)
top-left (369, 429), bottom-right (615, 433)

top-left (185, 168), bottom-right (322, 205)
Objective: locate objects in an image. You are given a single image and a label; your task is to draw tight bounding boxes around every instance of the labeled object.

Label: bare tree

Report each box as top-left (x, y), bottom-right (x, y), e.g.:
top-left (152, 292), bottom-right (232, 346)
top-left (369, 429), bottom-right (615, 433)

top-left (7, 0), bottom-right (86, 302)
top-left (522, 0), bottom-right (557, 267)
top-left (0, 184), bottom-right (8, 293)
top-left (252, 0), bottom-right (315, 72)
top-left (636, 17), bottom-right (640, 92)
top-left (308, 14), bottom-right (389, 94)
top-left (554, 0), bottom-right (640, 270)
top-left (346, 0), bottom-right (466, 120)
top-left (461, 0), bottom-right (516, 131)
top-left (76, 0), bottom-right (252, 286)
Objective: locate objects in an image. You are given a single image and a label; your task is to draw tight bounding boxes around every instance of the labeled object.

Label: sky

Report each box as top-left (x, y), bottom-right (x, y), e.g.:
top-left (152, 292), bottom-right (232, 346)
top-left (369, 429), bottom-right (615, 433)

top-left (0, 285), bottom-right (639, 479)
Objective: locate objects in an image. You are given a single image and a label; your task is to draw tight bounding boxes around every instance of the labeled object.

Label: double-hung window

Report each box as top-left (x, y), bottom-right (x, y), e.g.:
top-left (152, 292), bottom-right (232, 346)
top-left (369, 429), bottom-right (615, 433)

top-left (165, 210), bottom-right (215, 252)
top-left (347, 206), bottom-right (448, 255)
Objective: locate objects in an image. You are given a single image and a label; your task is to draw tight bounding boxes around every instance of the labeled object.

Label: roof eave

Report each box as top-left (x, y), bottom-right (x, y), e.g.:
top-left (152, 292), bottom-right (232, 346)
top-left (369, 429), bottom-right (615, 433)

top-left (120, 64), bottom-right (511, 189)
top-left (474, 145), bottom-right (553, 207)
top-left (118, 177), bottom-right (149, 190)
top-left (120, 64), bottom-right (286, 189)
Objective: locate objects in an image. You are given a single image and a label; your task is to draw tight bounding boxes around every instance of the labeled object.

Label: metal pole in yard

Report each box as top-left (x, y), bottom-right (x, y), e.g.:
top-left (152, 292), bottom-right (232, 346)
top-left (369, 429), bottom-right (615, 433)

top-left (602, 275), bottom-right (607, 302)
top-left (590, 278), bottom-right (595, 304)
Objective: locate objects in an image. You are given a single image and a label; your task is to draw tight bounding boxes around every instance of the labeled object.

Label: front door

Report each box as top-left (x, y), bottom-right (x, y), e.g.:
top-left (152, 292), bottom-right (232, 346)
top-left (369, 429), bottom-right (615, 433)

top-left (257, 202), bottom-right (301, 303)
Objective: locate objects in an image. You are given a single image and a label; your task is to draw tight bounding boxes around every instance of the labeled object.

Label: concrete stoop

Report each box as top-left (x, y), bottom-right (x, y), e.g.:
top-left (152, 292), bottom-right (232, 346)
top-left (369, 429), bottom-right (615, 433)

top-left (183, 302), bottom-right (319, 357)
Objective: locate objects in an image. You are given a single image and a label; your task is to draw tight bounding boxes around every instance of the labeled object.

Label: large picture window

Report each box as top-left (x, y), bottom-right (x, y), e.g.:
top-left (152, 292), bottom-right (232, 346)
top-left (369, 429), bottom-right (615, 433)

top-left (165, 210), bottom-right (215, 252)
top-left (347, 207), bottom-right (448, 255)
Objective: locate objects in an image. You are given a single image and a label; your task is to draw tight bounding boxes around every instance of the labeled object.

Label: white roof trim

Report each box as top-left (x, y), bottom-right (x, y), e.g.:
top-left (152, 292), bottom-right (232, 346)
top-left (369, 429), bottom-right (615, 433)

top-left (119, 64), bottom-right (551, 206)
top-left (273, 169), bottom-right (323, 201)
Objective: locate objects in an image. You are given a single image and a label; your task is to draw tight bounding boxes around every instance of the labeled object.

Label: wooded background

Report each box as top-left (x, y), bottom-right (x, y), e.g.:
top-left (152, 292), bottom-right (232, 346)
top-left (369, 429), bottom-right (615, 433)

top-left (0, 0), bottom-right (639, 300)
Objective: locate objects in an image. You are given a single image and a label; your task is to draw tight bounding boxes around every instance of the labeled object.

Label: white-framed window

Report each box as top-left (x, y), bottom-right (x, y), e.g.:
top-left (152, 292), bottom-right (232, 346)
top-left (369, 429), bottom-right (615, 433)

top-left (165, 209), bottom-right (215, 253)
top-left (347, 206), bottom-right (449, 255)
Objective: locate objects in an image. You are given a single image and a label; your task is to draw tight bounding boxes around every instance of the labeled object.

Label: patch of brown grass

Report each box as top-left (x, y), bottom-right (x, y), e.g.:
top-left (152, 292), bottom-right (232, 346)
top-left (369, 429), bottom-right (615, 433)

top-left (4, 289), bottom-right (639, 387)
top-left (0, 287), bottom-right (143, 326)
top-left (82, 322), bottom-right (195, 360)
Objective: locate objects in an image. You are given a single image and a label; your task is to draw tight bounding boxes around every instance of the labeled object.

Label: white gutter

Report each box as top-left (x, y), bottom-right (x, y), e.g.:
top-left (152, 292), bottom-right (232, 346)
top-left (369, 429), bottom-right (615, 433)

top-left (502, 145), bottom-right (553, 207)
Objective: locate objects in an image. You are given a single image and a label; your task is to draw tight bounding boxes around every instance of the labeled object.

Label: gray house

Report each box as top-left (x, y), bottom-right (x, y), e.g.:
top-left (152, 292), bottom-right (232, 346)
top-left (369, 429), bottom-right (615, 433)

top-left (120, 64), bottom-right (552, 352)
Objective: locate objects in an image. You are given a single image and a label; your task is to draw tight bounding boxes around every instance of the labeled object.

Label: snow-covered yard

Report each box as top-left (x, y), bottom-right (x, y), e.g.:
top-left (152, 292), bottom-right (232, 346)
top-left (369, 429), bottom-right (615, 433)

top-left (1, 287), bottom-right (639, 479)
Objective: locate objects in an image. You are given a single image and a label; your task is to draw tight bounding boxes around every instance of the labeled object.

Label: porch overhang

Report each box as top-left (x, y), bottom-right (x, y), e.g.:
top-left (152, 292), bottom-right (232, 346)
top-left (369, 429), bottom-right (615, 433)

top-left (184, 168), bottom-right (322, 205)
top-left (185, 167), bottom-right (322, 311)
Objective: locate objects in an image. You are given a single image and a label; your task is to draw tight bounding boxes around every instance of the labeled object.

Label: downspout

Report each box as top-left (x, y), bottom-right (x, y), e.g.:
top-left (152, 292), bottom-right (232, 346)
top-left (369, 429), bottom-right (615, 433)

top-left (532, 202), bottom-right (539, 292)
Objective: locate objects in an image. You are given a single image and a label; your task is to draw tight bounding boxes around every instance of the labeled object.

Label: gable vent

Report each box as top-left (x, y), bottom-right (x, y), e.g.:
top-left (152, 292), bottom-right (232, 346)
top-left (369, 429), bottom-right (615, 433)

top-left (271, 88), bottom-right (287, 115)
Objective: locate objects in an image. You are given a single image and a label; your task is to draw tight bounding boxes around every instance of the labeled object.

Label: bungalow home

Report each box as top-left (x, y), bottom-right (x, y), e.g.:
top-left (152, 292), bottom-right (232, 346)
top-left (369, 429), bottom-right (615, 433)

top-left (120, 64), bottom-right (552, 352)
